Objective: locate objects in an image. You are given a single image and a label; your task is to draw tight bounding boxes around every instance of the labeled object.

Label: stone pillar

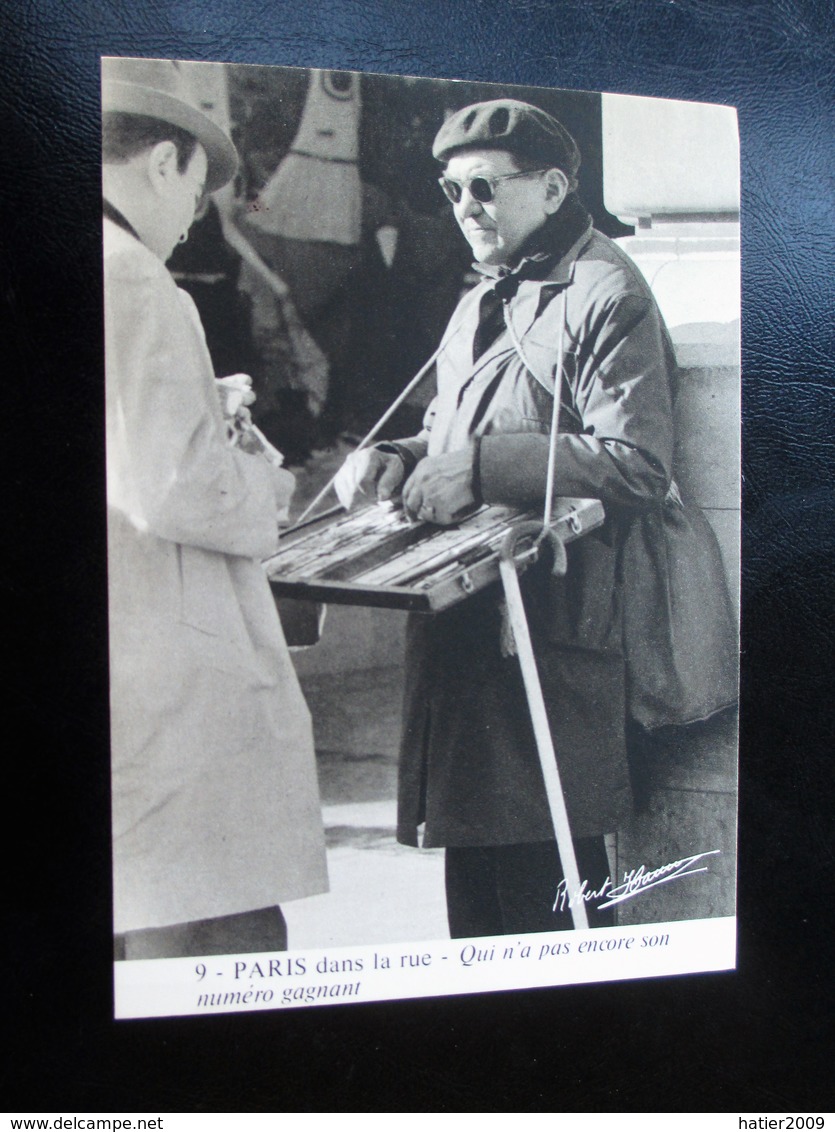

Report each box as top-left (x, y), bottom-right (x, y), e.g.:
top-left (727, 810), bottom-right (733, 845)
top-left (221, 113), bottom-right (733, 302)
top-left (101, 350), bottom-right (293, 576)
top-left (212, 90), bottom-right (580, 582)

top-left (601, 93), bottom-right (740, 923)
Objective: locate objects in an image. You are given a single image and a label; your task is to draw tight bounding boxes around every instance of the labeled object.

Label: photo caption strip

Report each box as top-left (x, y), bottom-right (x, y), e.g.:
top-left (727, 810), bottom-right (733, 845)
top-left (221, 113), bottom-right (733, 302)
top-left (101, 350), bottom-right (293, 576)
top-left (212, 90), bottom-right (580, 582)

top-left (114, 915), bottom-right (736, 1019)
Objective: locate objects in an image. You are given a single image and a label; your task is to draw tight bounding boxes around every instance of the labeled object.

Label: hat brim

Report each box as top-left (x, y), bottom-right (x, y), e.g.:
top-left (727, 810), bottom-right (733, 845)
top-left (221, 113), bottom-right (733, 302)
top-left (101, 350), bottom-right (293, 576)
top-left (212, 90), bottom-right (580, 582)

top-left (102, 79), bottom-right (238, 192)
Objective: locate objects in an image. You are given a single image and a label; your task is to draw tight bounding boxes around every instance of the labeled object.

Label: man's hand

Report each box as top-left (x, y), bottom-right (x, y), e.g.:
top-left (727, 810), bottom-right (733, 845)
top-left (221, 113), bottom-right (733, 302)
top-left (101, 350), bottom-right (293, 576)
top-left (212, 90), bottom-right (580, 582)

top-left (216, 373), bottom-right (256, 419)
top-left (402, 448), bottom-right (476, 526)
top-left (334, 448), bottom-right (406, 510)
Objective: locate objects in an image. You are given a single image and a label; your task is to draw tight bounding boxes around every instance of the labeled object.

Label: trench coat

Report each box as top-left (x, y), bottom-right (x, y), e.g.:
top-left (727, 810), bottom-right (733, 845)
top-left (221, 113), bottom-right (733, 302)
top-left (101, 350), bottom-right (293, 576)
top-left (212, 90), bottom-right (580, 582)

top-left (104, 218), bottom-right (327, 933)
top-left (396, 222), bottom-right (678, 849)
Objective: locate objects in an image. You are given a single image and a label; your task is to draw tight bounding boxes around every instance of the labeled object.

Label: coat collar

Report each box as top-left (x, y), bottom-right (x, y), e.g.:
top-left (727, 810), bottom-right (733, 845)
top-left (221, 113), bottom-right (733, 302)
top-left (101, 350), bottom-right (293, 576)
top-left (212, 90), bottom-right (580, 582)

top-left (103, 198), bottom-right (142, 243)
top-left (472, 193), bottom-right (593, 294)
top-left (437, 218), bottom-right (595, 364)
top-left (473, 221), bottom-right (593, 291)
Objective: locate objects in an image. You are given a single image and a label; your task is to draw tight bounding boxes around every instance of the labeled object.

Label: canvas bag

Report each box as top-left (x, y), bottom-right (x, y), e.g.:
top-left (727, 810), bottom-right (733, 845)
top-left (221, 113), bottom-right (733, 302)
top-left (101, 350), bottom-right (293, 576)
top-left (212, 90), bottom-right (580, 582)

top-left (503, 298), bottom-right (739, 732)
top-left (620, 490), bottom-right (738, 730)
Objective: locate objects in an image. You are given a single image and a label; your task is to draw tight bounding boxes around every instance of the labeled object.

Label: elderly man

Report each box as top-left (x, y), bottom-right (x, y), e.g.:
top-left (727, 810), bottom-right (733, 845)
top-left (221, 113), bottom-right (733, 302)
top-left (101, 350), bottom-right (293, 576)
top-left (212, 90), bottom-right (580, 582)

top-left (103, 57), bottom-right (327, 960)
top-left (337, 99), bottom-right (681, 937)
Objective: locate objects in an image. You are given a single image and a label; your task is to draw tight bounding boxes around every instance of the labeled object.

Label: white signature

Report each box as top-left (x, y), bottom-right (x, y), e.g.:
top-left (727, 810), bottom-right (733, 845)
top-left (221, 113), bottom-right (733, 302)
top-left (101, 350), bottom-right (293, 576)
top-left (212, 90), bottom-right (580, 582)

top-left (553, 850), bottom-right (721, 912)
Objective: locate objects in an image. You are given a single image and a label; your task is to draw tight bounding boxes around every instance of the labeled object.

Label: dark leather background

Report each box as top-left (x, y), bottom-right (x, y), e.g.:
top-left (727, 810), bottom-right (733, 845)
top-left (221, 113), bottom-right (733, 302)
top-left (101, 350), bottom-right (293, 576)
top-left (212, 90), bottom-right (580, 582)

top-left (4, 0), bottom-right (834, 1112)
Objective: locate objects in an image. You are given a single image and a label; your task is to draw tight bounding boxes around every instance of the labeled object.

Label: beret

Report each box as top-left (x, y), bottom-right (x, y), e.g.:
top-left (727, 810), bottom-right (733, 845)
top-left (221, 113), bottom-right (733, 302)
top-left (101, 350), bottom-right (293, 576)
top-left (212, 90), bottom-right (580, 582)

top-left (433, 99), bottom-right (581, 183)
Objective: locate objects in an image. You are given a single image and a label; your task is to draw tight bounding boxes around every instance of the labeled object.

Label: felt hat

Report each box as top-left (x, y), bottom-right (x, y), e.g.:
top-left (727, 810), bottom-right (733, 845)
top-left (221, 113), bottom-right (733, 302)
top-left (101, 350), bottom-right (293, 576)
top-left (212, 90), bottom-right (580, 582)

top-left (433, 98), bottom-right (580, 185)
top-left (101, 56), bottom-right (238, 192)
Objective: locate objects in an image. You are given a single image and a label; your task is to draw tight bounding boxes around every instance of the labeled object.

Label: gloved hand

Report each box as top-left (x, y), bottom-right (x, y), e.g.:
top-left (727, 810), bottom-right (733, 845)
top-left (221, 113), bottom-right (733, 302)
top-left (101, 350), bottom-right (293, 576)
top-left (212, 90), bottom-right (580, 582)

top-left (402, 448), bottom-right (477, 526)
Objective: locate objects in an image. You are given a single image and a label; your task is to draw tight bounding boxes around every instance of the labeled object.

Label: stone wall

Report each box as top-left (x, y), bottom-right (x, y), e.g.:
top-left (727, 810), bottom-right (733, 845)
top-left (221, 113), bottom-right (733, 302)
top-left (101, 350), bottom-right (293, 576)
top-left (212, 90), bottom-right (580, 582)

top-left (603, 92), bottom-right (740, 925)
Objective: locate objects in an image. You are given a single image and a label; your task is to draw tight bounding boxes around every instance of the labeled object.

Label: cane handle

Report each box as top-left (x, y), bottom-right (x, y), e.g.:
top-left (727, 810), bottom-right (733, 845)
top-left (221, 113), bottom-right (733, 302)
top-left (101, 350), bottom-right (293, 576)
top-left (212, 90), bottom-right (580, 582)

top-left (499, 520), bottom-right (567, 577)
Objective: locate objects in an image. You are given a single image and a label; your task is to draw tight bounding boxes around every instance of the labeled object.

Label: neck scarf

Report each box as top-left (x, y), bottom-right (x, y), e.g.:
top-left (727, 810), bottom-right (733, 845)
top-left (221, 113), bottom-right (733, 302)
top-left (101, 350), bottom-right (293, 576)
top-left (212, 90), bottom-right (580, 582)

top-left (472, 194), bottom-right (591, 362)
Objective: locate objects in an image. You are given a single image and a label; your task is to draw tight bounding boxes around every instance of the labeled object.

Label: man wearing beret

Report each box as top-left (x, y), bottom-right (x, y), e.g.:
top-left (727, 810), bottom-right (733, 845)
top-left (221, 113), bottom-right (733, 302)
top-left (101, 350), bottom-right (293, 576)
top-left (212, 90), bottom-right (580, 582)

top-left (102, 57), bottom-right (327, 959)
top-left (336, 98), bottom-right (681, 937)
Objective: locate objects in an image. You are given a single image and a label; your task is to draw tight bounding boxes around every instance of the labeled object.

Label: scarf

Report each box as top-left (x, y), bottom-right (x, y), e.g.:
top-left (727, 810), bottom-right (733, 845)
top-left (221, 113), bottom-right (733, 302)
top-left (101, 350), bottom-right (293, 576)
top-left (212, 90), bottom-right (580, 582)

top-left (471, 193), bottom-right (591, 362)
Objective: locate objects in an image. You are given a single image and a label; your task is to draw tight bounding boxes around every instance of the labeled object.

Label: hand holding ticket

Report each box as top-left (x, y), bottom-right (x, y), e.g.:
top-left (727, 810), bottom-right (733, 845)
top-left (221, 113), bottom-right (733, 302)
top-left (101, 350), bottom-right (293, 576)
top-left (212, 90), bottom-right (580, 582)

top-left (216, 373), bottom-right (256, 419)
top-left (217, 374), bottom-right (285, 468)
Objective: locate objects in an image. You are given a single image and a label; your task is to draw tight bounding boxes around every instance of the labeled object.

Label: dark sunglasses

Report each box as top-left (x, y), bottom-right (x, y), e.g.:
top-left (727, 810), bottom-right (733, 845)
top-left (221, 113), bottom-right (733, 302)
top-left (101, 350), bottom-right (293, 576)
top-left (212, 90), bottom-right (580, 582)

top-left (438, 168), bottom-right (548, 205)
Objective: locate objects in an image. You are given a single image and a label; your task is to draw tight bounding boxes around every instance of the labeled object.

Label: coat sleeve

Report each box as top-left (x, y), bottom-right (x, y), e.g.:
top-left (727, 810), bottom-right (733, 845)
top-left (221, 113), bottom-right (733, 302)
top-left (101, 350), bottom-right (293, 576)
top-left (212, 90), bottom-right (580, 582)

top-left (378, 384), bottom-right (437, 468)
top-left (105, 252), bottom-right (280, 559)
top-left (478, 291), bottom-right (675, 510)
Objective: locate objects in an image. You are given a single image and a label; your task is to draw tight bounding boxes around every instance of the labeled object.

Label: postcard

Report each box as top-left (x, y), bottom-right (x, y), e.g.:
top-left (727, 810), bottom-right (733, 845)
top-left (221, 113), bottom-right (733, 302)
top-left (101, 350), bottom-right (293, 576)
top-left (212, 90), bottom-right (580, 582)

top-left (102, 56), bottom-right (740, 1019)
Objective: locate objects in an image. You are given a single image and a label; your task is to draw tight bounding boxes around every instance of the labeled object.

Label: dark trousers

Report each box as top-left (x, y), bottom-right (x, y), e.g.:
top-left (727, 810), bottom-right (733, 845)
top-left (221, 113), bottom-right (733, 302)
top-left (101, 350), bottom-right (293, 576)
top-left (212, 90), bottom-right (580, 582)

top-left (114, 905), bottom-right (288, 961)
top-left (445, 837), bottom-right (615, 938)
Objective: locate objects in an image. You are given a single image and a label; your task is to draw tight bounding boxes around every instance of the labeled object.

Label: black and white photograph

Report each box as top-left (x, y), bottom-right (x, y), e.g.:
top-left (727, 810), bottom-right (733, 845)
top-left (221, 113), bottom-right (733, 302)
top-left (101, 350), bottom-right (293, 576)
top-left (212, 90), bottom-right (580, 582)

top-left (102, 56), bottom-right (741, 1020)
top-left (7, 0), bottom-right (835, 1115)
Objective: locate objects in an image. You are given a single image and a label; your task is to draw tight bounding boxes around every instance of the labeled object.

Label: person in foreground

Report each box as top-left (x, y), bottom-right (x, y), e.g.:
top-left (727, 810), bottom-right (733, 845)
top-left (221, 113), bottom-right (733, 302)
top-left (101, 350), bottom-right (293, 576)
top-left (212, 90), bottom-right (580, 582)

top-left (337, 99), bottom-right (734, 938)
top-left (103, 57), bottom-right (327, 960)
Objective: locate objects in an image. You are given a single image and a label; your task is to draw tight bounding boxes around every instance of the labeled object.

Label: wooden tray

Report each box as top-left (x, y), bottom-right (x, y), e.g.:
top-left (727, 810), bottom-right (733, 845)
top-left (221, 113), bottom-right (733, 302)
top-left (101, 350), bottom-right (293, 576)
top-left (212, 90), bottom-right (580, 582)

top-left (264, 497), bottom-right (604, 613)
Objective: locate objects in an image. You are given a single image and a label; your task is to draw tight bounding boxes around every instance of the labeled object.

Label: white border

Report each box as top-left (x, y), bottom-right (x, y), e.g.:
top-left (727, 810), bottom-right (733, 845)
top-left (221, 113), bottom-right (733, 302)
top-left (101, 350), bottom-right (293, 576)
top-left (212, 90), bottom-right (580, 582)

top-left (115, 916), bottom-right (736, 1019)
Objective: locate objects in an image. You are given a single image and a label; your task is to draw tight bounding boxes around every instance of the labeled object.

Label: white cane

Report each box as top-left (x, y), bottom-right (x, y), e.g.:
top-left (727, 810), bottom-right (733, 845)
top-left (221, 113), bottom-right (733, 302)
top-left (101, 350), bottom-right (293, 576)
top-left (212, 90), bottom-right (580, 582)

top-left (497, 530), bottom-right (589, 931)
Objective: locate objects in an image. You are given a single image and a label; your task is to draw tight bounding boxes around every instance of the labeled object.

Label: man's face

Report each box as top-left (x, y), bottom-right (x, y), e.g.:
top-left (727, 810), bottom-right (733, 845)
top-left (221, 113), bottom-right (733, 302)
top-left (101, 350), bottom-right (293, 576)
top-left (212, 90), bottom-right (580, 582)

top-left (443, 148), bottom-right (550, 267)
top-left (157, 143), bottom-right (208, 262)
